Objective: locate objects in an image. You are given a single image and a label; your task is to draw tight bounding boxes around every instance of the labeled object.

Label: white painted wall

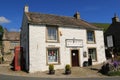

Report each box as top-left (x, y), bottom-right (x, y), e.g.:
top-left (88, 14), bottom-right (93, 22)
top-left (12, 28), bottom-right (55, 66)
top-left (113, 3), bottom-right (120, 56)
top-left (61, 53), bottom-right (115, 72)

top-left (28, 25), bottom-right (106, 73)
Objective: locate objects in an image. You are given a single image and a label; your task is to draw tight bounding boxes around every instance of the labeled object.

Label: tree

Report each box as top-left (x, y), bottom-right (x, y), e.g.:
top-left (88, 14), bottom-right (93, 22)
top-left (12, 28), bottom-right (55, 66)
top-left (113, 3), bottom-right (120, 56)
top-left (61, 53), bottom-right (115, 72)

top-left (0, 25), bottom-right (4, 46)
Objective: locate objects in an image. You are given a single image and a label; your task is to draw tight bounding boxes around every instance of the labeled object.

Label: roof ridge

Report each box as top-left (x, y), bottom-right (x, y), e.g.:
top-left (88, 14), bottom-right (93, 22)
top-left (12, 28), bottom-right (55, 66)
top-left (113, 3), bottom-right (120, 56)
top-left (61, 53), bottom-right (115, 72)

top-left (25, 12), bottom-right (101, 30)
top-left (26, 12), bottom-right (77, 19)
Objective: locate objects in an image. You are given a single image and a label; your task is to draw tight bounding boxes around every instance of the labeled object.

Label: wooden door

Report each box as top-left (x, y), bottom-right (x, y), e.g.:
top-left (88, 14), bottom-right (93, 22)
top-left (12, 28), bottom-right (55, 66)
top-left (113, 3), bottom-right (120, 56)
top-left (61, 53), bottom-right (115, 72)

top-left (71, 50), bottom-right (79, 66)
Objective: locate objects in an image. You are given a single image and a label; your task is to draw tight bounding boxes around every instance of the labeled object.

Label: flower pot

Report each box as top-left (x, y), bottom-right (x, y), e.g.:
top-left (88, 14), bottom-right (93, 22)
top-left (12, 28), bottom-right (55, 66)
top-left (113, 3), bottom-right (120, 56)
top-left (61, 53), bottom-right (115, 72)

top-left (65, 70), bottom-right (71, 74)
top-left (49, 70), bottom-right (55, 74)
top-left (65, 64), bottom-right (71, 74)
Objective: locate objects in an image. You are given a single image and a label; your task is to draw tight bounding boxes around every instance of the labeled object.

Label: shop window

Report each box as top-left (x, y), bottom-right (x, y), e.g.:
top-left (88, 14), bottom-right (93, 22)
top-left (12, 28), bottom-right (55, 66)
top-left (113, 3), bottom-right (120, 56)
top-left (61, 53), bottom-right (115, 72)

top-left (47, 48), bottom-right (60, 64)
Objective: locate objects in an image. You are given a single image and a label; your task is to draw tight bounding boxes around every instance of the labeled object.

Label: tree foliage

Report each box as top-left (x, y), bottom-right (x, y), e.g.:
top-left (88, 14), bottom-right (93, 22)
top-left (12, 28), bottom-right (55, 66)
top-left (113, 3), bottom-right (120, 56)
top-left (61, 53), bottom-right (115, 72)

top-left (93, 23), bottom-right (110, 32)
top-left (0, 25), bottom-right (4, 46)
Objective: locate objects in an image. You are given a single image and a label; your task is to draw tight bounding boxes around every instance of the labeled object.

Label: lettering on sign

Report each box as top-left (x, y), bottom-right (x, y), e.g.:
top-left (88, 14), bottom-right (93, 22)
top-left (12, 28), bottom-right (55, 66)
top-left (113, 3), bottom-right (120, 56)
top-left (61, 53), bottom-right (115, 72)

top-left (66, 39), bottom-right (83, 48)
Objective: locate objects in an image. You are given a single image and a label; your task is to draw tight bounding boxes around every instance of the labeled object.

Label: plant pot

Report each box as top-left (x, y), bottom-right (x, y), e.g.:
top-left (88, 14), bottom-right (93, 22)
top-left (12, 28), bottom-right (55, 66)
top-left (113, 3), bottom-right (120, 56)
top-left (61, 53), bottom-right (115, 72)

top-left (49, 70), bottom-right (55, 74)
top-left (65, 70), bottom-right (71, 74)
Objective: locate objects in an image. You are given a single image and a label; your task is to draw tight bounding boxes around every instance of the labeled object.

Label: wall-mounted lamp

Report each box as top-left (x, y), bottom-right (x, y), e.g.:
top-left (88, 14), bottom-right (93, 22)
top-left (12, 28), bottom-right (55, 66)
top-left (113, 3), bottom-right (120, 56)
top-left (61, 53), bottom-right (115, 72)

top-left (60, 31), bottom-right (62, 36)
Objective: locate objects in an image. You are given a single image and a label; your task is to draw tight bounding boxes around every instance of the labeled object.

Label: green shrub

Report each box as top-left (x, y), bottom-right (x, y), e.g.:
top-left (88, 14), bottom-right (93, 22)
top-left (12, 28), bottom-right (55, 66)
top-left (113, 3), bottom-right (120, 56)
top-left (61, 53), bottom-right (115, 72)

top-left (65, 64), bottom-right (71, 74)
top-left (49, 64), bottom-right (54, 71)
top-left (49, 64), bottom-right (55, 74)
top-left (65, 64), bottom-right (71, 71)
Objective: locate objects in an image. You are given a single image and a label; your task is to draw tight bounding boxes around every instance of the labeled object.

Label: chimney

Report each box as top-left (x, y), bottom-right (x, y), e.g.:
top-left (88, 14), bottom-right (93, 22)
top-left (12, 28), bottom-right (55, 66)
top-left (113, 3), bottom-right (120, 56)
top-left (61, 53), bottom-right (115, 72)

top-left (74, 12), bottom-right (80, 19)
top-left (4, 28), bottom-right (8, 33)
top-left (112, 13), bottom-right (119, 23)
top-left (24, 5), bottom-right (29, 12)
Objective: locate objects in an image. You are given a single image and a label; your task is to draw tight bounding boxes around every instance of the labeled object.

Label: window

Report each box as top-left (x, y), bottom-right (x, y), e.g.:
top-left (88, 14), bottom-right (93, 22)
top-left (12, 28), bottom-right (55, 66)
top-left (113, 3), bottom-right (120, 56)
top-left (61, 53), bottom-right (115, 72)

top-left (10, 41), bottom-right (19, 47)
top-left (10, 49), bottom-right (14, 54)
top-left (87, 31), bottom-right (95, 43)
top-left (47, 27), bottom-right (58, 42)
top-left (47, 48), bottom-right (60, 64)
top-left (88, 48), bottom-right (97, 61)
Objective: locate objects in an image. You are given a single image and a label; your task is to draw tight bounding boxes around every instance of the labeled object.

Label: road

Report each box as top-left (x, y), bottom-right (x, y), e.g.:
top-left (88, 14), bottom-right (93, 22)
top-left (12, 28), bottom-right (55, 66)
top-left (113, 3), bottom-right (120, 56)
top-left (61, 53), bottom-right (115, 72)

top-left (0, 74), bottom-right (120, 80)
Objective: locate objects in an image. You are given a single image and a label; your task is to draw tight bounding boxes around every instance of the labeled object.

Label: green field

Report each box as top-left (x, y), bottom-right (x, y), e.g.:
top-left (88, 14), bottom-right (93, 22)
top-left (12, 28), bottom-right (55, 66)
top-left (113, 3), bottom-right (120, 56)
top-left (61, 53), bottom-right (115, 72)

top-left (93, 23), bottom-right (110, 32)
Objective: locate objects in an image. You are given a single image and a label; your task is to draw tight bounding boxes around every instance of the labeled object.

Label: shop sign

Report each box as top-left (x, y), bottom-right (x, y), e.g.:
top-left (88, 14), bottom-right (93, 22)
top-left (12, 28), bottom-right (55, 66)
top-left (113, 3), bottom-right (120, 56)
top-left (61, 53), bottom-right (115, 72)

top-left (66, 39), bottom-right (83, 48)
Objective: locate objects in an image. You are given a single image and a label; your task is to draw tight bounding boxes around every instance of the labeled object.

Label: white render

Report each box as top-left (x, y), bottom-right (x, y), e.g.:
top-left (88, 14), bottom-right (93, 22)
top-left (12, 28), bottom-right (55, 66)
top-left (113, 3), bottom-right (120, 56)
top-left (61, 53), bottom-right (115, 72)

top-left (20, 9), bottom-right (106, 73)
top-left (21, 23), bottom-right (106, 73)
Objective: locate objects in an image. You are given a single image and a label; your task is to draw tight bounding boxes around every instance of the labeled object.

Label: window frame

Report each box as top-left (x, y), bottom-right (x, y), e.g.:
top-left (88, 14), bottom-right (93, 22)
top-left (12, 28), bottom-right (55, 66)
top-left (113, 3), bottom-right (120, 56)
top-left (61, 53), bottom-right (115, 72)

top-left (87, 30), bottom-right (96, 44)
top-left (46, 47), bottom-right (60, 65)
top-left (88, 48), bottom-right (97, 61)
top-left (46, 26), bottom-right (59, 43)
top-left (10, 41), bottom-right (19, 47)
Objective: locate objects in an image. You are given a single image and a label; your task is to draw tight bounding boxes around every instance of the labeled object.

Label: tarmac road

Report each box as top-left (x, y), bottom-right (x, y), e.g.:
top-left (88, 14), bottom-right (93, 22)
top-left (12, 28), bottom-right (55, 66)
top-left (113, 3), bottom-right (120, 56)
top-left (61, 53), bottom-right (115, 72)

top-left (0, 74), bottom-right (120, 80)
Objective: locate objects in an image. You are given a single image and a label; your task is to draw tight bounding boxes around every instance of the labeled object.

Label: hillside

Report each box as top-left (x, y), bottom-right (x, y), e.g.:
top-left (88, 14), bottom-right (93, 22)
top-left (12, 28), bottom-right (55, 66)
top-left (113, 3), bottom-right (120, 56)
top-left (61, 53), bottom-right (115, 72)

top-left (92, 23), bottom-right (110, 32)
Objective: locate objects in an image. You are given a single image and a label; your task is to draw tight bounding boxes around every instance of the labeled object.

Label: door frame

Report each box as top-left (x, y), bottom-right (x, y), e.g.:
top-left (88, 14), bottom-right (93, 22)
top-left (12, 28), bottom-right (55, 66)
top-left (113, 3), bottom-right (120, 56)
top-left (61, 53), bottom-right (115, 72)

top-left (71, 49), bottom-right (80, 67)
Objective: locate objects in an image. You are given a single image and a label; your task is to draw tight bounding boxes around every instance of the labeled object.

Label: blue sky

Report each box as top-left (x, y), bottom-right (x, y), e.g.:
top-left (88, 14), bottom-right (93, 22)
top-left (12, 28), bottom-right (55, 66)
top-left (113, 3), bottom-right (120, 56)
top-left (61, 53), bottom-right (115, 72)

top-left (0, 0), bottom-right (120, 31)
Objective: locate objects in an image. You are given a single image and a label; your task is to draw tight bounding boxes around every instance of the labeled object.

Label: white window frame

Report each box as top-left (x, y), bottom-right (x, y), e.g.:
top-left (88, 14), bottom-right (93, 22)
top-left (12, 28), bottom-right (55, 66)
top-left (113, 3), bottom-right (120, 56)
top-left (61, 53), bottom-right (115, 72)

top-left (87, 31), bottom-right (95, 43)
top-left (47, 48), bottom-right (60, 64)
top-left (88, 48), bottom-right (97, 61)
top-left (47, 26), bottom-right (58, 42)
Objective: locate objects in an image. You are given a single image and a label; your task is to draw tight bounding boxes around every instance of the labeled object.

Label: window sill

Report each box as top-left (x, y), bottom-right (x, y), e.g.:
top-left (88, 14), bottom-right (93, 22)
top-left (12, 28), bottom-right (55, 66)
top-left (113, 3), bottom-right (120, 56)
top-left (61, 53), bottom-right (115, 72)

top-left (87, 41), bottom-right (96, 44)
top-left (92, 60), bottom-right (97, 62)
top-left (47, 63), bottom-right (61, 65)
top-left (46, 40), bottom-right (60, 43)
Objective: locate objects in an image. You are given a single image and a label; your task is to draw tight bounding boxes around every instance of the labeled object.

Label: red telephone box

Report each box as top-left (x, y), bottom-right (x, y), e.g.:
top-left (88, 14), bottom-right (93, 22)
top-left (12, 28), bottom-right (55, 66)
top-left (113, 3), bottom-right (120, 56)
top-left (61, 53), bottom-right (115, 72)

top-left (14, 46), bottom-right (22, 71)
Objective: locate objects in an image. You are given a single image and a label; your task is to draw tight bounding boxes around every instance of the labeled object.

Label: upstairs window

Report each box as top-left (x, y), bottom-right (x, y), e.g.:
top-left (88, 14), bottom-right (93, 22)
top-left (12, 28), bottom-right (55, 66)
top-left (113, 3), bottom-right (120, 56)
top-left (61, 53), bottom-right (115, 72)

top-left (87, 31), bottom-right (95, 43)
top-left (47, 26), bottom-right (58, 42)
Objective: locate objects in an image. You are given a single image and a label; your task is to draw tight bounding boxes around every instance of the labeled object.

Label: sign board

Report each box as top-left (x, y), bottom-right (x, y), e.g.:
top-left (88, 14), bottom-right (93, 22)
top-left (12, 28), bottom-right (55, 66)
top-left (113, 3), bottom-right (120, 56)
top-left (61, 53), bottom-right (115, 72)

top-left (66, 39), bottom-right (83, 47)
top-left (107, 35), bottom-right (113, 48)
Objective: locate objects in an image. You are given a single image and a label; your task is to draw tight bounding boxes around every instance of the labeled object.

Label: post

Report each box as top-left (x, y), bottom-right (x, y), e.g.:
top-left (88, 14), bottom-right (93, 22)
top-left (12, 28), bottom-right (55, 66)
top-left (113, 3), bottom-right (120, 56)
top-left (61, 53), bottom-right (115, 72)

top-left (88, 55), bottom-right (92, 66)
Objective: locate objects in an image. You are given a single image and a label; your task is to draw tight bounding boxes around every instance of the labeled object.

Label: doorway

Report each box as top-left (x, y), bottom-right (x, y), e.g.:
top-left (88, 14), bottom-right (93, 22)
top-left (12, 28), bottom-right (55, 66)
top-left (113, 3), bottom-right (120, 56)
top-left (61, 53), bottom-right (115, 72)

top-left (71, 50), bottom-right (79, 67)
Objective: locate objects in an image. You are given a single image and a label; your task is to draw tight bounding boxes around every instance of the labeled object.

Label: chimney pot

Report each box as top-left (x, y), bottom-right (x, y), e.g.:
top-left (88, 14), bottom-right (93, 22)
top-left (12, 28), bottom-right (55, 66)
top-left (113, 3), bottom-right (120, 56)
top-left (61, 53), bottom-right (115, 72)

top-left (24, 5), bottom-right (29, 12)
top-left (112, 13), bottom-right (119, 23)
top-left (74, 12), bottom-right (80, 19)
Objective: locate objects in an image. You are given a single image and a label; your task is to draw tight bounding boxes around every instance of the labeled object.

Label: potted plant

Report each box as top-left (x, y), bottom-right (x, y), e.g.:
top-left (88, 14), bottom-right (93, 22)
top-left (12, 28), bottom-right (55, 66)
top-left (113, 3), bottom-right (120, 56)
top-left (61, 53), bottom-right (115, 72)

top-left (49, 64), bottom-right (55, 74)
top-left (65, 64), bottom-right (71, 74)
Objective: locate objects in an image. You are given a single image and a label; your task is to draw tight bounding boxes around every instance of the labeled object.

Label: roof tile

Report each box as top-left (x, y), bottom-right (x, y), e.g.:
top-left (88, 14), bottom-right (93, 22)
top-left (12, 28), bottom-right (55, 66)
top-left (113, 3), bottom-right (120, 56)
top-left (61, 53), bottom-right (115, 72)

top-left (25, 12), bottom-right (101, 30)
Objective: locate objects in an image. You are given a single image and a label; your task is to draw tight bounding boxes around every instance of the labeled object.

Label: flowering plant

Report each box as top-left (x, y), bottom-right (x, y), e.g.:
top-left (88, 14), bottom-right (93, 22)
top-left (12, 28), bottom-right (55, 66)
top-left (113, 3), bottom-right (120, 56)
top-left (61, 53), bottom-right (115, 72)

top-left (113, 61), bottom-right (119, 68)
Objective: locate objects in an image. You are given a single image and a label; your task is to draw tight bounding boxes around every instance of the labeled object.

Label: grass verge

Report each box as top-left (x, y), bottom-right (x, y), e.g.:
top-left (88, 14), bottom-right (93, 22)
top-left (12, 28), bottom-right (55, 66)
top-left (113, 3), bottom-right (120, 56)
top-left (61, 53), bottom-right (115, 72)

top-left (108, 71), bottom-right (120, 76)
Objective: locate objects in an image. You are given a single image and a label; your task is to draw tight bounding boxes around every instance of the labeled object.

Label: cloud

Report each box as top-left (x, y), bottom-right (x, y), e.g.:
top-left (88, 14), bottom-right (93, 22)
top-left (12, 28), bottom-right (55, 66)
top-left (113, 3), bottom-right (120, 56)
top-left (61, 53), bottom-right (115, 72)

top-left (0, 16), bottom-right (10, 24)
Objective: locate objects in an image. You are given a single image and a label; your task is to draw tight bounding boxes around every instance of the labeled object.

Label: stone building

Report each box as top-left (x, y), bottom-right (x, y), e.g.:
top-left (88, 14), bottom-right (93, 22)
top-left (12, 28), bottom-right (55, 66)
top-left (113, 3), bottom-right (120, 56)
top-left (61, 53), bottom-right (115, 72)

top-left (2, 28), bottom-right (20, 54)
top-left (21, 6), bottom-right (106, 73)
top-left (105, 14), bottom-right (120, 57)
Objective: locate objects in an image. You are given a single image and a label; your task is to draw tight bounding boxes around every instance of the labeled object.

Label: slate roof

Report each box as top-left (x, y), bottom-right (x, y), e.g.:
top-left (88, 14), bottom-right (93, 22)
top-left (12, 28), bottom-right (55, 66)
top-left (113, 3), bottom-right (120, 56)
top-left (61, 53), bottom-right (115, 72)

top-left (104, 15), bottom-right (120, 46)
top-left (25, 12), bottom-right (101, 30)
top-left (3, 31), bottom-right (20, 41)
top-left (105, 22), bottom-right (120, 35)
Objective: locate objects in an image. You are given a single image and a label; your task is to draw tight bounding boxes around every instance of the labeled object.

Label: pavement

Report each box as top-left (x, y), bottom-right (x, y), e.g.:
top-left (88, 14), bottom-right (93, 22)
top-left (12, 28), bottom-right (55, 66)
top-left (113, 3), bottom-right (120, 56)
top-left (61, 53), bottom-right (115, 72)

top-left (0, 63), bottom-right (108, 78)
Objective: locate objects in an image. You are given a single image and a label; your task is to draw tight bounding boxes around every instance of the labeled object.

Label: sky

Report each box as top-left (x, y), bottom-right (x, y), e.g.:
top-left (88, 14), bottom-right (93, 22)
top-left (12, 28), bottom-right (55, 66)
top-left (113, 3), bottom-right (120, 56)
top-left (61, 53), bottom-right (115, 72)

top-left (0, 0), bottom-right (120, 31)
